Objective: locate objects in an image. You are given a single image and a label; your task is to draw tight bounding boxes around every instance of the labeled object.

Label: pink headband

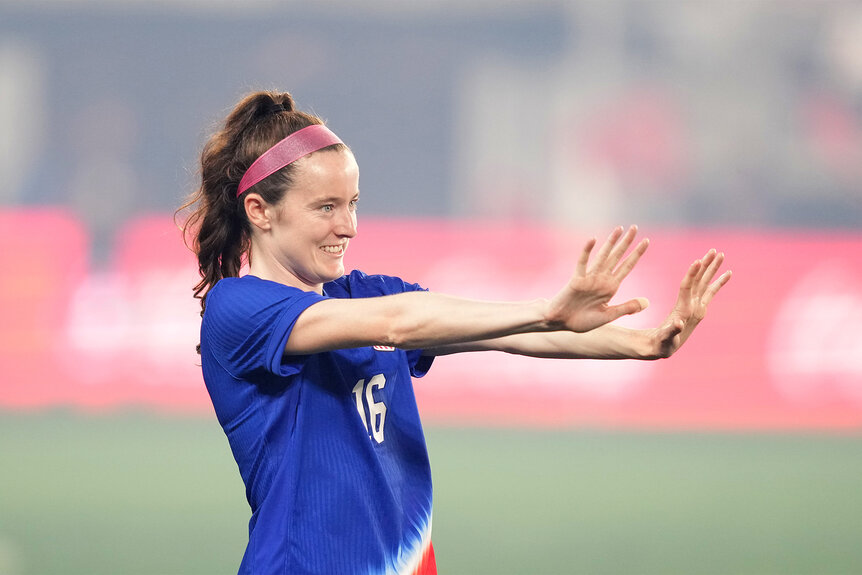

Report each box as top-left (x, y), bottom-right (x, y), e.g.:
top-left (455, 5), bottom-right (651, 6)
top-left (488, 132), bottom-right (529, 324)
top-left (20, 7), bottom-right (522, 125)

top-left (236, 124), bottom-right (343, 197)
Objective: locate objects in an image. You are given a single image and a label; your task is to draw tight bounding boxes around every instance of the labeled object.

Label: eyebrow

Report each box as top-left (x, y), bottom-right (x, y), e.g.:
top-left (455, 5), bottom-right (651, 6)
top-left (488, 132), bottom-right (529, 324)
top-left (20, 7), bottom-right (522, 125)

top-left (310, 193), bottom-right (359, 204)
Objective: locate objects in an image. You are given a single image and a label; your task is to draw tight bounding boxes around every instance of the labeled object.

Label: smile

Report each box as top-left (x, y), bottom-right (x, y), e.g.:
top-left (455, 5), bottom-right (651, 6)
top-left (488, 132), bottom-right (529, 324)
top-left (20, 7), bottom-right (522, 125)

top-left (321, 245), bottom-right (345, 255)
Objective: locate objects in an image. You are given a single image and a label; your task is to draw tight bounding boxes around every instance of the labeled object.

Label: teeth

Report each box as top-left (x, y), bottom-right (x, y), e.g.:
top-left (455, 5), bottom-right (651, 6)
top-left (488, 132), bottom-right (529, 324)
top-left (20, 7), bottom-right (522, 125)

top-left (321, 245), bottom-right (343, 254)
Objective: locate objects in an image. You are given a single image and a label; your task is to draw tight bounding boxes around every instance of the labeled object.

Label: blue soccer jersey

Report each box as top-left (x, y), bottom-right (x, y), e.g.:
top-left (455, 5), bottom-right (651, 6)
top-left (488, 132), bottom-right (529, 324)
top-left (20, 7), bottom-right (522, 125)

top-left (200, 270), bottom-right (437, 575)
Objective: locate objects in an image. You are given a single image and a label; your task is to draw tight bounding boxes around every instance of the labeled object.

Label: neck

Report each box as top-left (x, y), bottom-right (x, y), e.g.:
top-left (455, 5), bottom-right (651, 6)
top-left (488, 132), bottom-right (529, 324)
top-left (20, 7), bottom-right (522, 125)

top-left (247, 243), bottom-right (324, 294)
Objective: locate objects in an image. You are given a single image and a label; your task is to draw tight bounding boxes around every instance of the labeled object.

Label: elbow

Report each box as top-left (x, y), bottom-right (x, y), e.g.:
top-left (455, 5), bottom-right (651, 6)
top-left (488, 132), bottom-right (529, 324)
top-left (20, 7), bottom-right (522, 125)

top-left (369, 291), bottom-right (439, 350)
top-left (380, 306), bottom-right (427, 350)
top-left (382, 318), bottom-right (421, 350)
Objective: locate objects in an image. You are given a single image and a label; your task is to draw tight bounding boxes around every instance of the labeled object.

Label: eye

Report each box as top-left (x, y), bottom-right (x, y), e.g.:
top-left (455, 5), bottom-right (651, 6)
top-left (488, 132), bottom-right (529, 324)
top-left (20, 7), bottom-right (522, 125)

top-left (321, 204), bottom-right (334, 213)
top-left (349, 198), bottom-right (359, 211)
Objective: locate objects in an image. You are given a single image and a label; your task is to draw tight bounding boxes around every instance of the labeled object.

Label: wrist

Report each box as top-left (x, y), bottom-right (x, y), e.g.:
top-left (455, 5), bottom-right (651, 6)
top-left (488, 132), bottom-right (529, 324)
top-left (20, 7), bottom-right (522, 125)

top-left (535, 298), bottom-right (559, 332)
top-left (632, 329), bottom-right (662, 360)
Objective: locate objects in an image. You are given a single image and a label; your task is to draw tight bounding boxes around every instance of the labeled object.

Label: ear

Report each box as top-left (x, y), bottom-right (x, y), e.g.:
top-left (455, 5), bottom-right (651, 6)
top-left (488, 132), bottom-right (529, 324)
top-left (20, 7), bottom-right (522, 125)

top-left (244, 193), bottom-right (273, 231)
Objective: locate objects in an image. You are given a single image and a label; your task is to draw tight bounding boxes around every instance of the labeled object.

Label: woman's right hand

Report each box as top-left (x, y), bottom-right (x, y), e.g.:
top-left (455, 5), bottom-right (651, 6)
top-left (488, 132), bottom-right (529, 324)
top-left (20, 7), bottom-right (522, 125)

top-left (545, 225), bottom-right (650, 333)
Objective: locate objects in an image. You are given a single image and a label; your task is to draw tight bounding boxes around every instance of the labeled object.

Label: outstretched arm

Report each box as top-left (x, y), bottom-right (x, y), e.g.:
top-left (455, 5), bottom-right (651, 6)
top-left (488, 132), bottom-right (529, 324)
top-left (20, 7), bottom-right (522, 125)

top-left (423, 323), bottom-right (655, 359)
top-left (423, 248), bottom-right (731, 360)
top-left (285, 226), bottom-right (651, 354)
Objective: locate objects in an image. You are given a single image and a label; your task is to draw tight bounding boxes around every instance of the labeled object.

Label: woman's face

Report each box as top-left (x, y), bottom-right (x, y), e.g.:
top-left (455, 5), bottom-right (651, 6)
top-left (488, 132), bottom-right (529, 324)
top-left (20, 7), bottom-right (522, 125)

top-left (266, 149), bottom-right (359, 292)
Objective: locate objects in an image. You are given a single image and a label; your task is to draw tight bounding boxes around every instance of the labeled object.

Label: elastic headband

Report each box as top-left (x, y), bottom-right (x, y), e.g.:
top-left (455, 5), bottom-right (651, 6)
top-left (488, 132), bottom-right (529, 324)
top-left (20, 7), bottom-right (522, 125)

top-left (236, 124), bottom-right (343, 197)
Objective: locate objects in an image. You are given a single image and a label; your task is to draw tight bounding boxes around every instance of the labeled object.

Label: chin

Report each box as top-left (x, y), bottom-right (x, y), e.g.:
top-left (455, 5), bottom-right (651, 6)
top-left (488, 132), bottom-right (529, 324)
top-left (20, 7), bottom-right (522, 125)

top-left (322, 265), bottom-right (345, 282)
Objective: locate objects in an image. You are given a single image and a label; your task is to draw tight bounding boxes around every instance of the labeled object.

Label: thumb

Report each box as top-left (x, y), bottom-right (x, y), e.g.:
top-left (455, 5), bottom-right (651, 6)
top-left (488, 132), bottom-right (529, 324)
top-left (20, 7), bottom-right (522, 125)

top-left (663, 318), bottom-right (685, 340)
top-left (606, 297), bottom-right (650, 322)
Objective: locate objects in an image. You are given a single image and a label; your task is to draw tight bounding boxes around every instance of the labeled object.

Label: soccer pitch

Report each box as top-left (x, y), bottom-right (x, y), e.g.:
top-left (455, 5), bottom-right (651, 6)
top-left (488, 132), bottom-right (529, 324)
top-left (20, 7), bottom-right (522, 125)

top-left (2, 412), bottom-right (861, 575)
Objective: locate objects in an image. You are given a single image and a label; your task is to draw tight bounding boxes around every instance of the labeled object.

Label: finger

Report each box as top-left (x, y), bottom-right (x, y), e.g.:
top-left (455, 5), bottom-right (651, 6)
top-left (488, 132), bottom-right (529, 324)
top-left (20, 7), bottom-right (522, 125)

top-left (604, 225), bottom-right (639, 272)
top-left (701, 269), bottom-right (732, 306)
top-left (575, 237), bottom-right (597, 277)
top-left (675, 260), bottom-right (701, 316)
top-left (692, 249), bottom-right (716, 288)
top-left (605, 297), bottom-right (650, 323)
top-left (614, 238), bottom-right (649, 281)
top-left (590, 226), bottom-right (625, 272)
top-left (678, 259), bottom-right (701, 296)
top-left (697, 251), bottom-right (725, 295)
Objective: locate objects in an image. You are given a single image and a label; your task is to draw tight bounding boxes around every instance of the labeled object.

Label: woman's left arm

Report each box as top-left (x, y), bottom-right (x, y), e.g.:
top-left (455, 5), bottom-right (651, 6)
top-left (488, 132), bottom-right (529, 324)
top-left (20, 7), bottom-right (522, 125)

top-left (424, 249), bottom-right (731, 360)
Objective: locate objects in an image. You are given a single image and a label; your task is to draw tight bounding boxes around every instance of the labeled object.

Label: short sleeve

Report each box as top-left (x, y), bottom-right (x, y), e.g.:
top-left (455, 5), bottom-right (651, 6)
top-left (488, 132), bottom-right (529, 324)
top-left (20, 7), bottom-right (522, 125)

top-left (201, 277), bottom-right (327, 379)
top-left (409, 352), bottom-right (434, 378)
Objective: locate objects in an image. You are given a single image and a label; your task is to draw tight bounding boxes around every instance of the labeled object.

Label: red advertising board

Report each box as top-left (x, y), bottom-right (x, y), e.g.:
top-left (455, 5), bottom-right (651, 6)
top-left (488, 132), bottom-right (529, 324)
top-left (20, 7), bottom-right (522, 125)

top-left (2, 209), bottom-right (861, 429)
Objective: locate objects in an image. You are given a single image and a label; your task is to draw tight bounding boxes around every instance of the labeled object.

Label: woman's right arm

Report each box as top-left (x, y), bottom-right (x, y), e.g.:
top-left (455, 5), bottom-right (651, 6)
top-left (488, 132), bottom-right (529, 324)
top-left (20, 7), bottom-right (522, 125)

top-left (285, 226), bottom-right (650, 355)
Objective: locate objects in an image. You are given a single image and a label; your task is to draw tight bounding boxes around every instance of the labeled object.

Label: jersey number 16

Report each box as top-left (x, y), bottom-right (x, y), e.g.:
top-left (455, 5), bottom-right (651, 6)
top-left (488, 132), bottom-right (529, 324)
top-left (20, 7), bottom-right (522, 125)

top-left (352, 374), bottom-right (387, 444)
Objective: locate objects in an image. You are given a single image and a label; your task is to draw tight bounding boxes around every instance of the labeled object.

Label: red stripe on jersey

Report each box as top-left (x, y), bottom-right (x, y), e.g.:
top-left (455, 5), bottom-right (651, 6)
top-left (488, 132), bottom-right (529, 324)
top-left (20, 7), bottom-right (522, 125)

top-left (413, 541), bottom-right (437, 575)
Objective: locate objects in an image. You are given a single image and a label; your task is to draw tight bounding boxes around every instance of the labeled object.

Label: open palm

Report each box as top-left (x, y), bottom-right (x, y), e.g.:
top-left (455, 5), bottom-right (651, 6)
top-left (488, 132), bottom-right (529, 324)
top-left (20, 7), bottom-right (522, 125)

top-left (547, 226), bottom-right (651, 333)
top-left (647, 249), bottom-right (732, 358)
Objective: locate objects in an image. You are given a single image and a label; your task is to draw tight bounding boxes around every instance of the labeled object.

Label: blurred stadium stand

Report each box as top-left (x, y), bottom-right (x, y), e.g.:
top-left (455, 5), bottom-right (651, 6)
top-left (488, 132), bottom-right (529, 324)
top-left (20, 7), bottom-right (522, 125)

top-left (2, 1), bottom-right (860, 241)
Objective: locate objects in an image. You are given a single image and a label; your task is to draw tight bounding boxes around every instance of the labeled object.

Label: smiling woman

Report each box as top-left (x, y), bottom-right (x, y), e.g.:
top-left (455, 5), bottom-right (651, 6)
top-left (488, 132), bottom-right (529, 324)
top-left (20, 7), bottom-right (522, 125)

top-left (179, 94), bottom-right (351, 305)
top-left (176, 90), bottom-right (730, 575)
top-left (245, 147), bottom-right (360, 291)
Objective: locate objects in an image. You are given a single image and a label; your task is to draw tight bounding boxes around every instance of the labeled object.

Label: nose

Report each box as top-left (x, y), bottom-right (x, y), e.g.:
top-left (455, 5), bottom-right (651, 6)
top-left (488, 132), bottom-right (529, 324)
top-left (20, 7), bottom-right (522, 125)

top-left (335, 207), bottom-right (357, 238)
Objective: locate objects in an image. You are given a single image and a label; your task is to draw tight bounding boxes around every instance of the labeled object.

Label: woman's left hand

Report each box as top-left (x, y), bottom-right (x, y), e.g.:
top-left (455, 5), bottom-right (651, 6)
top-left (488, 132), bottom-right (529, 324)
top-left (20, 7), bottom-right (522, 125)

top-left (643, 249), bottom-right (732, 359)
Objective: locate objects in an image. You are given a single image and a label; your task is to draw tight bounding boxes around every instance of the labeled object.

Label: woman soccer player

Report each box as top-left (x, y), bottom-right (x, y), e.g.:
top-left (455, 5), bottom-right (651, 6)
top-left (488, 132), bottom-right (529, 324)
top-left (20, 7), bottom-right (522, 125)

top-left (180, 90), bottom-right (730, 575)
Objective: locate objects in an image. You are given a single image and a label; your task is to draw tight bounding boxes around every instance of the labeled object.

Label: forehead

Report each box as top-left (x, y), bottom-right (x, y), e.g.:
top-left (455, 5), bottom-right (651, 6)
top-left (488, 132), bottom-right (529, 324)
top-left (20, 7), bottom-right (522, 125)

top-left (293, 149), bottom-right (358, 182)
top-left (284, 149), bottom-right (359, 203)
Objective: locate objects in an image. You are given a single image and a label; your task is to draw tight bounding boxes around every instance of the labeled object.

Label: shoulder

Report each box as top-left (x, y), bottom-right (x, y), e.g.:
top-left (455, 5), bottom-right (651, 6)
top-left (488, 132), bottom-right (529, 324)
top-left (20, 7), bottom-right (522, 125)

top-left (201, 276), bottom-right (327, 378)
top-left (206, 275), bottom-right (291, 310)
top-left (324, 269), bottom-right (427, 298)
top-left (204, 276), bottom-right (324, 330)
top-left (207, 275), bottom-right (275, 300)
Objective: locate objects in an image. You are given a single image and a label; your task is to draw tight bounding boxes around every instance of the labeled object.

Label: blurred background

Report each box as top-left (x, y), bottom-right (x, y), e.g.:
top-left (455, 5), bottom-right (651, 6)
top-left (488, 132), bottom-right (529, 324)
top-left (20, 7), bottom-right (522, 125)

top-left (1, 1), bottom-right (861, 574)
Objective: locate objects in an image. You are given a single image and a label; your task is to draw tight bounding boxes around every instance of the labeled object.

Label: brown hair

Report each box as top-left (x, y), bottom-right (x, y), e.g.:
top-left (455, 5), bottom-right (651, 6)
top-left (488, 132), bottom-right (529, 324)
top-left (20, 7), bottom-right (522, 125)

top-left (176, 91), bottom-right (347, 315)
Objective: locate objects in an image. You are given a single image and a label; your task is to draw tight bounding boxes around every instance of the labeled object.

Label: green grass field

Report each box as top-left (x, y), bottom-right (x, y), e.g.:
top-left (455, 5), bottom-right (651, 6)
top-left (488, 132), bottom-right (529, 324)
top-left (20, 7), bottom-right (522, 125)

top-left (2, 411), bottom-right (862, 575)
